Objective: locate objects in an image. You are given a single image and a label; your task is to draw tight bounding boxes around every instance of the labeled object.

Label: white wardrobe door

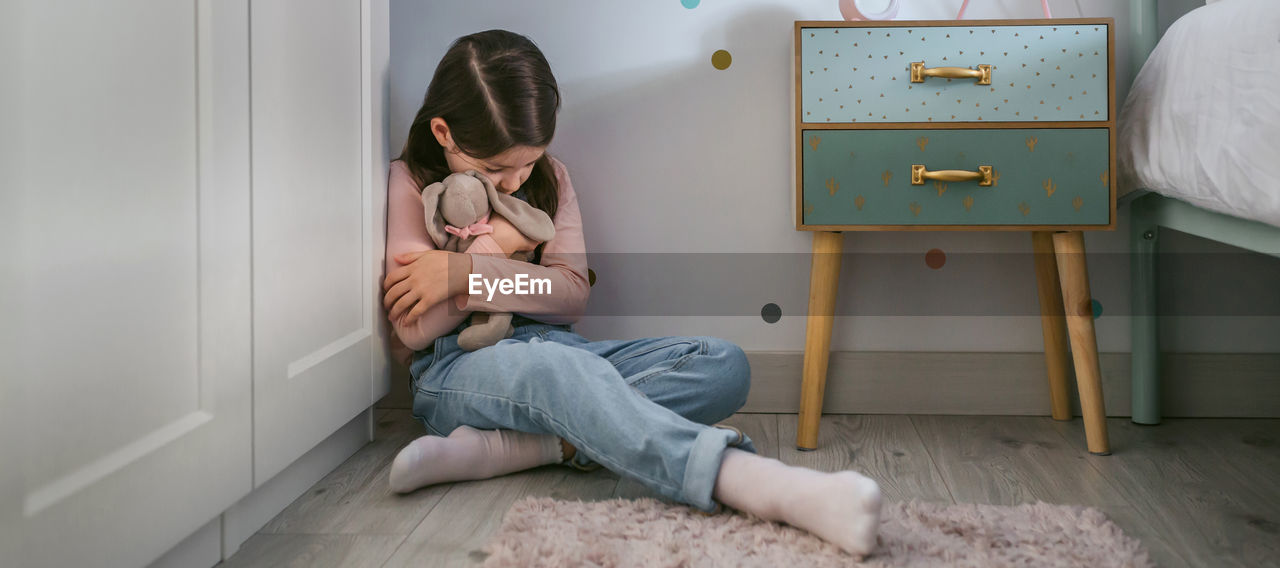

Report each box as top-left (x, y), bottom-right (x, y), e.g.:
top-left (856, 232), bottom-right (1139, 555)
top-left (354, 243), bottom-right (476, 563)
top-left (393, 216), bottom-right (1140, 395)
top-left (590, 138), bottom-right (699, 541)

top-left (250, 0), bottom-right (383, 483)
top-left (4, 1), bottom-right (253, 567)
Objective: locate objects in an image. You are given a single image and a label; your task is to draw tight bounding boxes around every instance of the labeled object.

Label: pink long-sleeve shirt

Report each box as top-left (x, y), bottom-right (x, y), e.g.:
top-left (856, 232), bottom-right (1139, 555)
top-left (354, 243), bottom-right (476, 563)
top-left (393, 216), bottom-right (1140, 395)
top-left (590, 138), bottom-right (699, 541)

top-left (384, 156), bottom-right (590, 367)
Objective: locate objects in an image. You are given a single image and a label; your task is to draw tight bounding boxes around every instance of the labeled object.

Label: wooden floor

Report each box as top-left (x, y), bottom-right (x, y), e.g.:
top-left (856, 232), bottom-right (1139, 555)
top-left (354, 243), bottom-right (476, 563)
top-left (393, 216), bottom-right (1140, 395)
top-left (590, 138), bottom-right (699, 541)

top-left (216, 410), bottom-right (1279, 568)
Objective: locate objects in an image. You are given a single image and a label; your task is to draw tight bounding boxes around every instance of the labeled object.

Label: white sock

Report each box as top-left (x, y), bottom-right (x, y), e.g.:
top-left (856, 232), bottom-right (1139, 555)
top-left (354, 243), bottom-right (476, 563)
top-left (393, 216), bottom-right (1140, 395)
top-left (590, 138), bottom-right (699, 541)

top-left (712, 448), bottom-right (882, 559)
top-left (388, 425), bottom-right (564, 493)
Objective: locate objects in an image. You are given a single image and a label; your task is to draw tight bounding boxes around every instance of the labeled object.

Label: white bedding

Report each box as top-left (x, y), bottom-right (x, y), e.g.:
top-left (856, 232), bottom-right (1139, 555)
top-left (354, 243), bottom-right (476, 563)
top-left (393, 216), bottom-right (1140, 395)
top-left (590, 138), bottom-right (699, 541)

top-left (1116, 0), bottom-right (1280, 228)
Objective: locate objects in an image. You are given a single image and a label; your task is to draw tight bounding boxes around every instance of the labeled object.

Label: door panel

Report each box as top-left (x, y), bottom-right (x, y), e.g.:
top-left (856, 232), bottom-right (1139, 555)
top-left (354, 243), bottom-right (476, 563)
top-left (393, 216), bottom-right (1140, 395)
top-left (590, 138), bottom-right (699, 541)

top-left (250, 0), bottom-right (378, 483)
top-left (6, 1), bottom-right (253, 566)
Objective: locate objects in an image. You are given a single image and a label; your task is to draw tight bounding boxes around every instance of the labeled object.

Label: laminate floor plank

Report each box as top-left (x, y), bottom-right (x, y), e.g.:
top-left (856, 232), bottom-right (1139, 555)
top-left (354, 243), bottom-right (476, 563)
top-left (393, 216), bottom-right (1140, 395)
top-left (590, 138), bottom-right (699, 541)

top-left (1052, 418), bottom-right (1280, 568)
top-left (910, 415), bottom-right (1129, 507)
top-left (909, 415), bottom-right (1172, 564)
top-left (779, 414), bottom-right (954, 504)
top-left (1169, 419), bottom-right (1280, 513)
top-left (382, 468), bottom-right (563, 568)
top-left (218, 534), bottom-right (405, 568)
top-left (260, 409), bottom-right (450, 536)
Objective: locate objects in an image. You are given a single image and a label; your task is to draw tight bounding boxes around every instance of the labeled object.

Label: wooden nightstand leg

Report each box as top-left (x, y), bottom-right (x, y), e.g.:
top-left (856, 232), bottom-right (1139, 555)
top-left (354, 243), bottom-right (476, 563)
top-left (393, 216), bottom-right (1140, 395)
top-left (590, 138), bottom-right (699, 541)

top-left (1052, 231), bottom-right (1111, 455)
top-left (797, 231), bottom-right (844, 451)
top-left (1031, 232), bottom-right (1073, 421)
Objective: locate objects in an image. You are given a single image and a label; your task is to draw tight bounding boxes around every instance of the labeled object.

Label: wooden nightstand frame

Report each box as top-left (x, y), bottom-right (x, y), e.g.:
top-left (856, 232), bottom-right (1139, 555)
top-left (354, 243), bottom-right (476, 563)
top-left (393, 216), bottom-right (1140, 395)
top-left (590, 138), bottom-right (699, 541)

top-left (794, 19), bottom-right (1116, 455)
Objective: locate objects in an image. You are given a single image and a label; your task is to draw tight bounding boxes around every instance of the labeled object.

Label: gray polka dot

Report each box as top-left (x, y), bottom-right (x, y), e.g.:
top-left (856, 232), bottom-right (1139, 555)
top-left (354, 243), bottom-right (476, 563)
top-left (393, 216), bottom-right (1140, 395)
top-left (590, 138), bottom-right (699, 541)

top-left (761, 303), bottom-right (782, 324)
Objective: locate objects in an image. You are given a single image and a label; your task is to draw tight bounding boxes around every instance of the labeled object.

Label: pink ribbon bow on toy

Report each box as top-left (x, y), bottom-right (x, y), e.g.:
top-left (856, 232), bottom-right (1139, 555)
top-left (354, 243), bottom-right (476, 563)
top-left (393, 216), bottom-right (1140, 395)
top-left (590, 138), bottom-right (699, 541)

top-left (444, 213), bottom-right (494, 239)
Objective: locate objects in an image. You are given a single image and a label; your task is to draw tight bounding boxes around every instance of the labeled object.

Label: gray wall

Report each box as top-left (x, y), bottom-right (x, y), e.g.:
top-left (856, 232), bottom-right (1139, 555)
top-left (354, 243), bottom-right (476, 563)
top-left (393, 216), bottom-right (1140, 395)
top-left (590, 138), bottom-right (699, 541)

top-left (390, 0), bottom-right (1279, 353)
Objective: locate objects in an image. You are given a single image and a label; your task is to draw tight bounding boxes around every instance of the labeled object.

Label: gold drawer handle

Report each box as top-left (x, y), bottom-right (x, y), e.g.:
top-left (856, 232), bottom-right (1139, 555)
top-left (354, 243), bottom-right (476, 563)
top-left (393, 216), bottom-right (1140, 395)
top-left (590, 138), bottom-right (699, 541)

top-left (910, 61), bottom-right (992, 85)
top-left (911, 165), bottom-right (993, 186)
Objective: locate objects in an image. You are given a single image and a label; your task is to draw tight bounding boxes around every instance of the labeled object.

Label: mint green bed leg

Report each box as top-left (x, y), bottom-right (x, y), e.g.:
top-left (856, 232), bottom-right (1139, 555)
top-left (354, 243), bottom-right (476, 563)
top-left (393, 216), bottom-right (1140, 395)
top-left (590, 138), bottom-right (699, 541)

top-left (1130, 194), bottom-right (1161, 424)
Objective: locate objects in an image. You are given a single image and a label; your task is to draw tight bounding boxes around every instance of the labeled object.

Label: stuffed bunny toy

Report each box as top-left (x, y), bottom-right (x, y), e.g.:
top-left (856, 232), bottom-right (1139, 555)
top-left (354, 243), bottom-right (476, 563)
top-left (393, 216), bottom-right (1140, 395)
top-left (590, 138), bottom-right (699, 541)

top-left (421, 169), bottom-right (556, 351)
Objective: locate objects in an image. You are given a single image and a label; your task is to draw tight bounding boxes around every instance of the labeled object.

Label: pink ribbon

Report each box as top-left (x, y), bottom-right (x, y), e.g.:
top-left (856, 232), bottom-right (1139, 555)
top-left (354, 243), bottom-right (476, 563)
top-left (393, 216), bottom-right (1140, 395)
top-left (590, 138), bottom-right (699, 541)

top-left (444, 213), bottom-right (494, 239)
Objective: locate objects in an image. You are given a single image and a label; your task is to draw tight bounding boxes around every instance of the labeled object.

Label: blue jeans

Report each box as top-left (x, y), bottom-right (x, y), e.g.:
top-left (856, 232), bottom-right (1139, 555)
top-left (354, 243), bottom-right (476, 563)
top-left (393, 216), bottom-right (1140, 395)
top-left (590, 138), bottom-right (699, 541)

top-left (407, 322), bottom-right (756, 513)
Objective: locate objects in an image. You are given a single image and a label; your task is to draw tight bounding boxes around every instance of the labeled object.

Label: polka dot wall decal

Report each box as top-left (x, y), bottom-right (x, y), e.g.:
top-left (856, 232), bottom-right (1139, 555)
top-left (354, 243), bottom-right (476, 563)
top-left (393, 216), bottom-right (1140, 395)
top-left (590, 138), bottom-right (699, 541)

top-left (1091, 299), bottom-right (1103, 319)
top-left (761, 303), bottom-right (782, 324)
top-left (711, 50), bottom-right (732, 70)
top-left (680, 0), bottom-right (699, 8)
top-left (588, 268), bottom-right (597, 287)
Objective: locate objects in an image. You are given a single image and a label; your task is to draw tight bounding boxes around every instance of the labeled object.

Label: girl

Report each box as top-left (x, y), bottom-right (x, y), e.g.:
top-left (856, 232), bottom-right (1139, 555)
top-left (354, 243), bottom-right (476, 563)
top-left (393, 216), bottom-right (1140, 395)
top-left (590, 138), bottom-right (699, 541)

top-left (381, 29), bottom-right (883, 558)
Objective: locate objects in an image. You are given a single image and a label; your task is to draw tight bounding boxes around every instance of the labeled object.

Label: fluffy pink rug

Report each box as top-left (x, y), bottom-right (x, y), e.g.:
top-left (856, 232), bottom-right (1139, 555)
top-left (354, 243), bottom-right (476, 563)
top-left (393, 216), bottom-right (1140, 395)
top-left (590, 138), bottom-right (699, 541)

top-left (479, 497), bottom-right (1154, 567)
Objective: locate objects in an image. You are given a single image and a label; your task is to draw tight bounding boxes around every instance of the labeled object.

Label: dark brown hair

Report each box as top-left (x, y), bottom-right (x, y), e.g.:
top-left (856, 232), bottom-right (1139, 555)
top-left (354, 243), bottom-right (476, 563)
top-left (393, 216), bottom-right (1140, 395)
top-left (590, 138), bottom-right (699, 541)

top-left (398, 29), bottom-right (561, 229)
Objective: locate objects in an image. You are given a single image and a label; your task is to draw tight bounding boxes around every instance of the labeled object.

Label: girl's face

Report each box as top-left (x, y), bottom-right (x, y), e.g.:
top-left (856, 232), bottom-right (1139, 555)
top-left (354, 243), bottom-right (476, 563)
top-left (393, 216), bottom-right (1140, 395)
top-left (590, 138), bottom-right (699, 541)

top-left (430, 117), bottom-right (546, 195)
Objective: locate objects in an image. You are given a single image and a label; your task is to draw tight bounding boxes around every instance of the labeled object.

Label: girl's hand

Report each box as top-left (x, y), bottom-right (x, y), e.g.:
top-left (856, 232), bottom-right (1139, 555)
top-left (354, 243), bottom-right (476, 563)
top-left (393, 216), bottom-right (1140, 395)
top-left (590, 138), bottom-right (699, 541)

top-left (487, 211), bottom-right (540, 254)
top-left (383, 250), bottom-right (472, 324)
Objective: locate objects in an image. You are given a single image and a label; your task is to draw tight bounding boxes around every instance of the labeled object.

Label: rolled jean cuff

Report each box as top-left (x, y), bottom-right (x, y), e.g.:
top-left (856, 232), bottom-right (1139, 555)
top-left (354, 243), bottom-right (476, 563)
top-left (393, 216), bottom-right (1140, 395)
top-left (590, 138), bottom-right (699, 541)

top-left (681, 425), bottom-right (747, 513)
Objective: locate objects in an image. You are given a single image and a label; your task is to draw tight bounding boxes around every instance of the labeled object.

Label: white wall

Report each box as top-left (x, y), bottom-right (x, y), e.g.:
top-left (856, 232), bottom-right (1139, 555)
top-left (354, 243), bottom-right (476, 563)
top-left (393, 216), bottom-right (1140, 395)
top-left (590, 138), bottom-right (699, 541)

top-left (389, 0), bottom-right (1279, 353)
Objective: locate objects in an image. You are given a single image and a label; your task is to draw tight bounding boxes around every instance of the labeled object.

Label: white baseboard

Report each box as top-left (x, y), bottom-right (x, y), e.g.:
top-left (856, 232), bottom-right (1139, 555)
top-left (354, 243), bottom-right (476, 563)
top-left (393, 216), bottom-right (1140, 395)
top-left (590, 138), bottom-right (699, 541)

top-left (146, 515), bottom-right (220, 568)
top-left (147, 407), bottom-right (374, 568)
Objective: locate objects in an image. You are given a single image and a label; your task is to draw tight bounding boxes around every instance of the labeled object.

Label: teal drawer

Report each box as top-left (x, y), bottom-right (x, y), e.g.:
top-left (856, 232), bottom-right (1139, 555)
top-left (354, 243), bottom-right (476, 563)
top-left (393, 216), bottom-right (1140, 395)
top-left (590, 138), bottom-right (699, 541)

top-left (801, 128), bottom-right (1110, 226)
top-left (798, 21), bottom-right (1111, 124)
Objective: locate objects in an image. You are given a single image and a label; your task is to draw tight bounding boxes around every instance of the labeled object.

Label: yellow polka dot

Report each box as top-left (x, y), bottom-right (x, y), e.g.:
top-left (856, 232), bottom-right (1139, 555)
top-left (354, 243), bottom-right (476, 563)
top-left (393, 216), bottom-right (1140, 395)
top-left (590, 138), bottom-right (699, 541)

top-left (711, 50), bottom-right (732, 70)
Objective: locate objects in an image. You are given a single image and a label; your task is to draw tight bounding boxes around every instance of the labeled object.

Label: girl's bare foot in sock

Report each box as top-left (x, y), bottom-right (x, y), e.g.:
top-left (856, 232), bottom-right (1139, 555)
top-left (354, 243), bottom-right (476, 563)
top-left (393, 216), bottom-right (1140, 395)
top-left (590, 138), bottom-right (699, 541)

top-left (388, 425), bottom-right (564, 493)
top-left (712, 448), bottom-right (882, 559)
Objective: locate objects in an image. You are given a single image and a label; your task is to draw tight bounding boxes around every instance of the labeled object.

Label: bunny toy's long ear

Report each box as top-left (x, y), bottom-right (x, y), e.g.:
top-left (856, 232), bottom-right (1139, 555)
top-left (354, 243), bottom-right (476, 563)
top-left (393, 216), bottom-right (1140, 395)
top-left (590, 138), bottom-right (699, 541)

top-left (419, 180), bottom-right (451, 248)
top-left (471, 171), bottom-right (556, 244)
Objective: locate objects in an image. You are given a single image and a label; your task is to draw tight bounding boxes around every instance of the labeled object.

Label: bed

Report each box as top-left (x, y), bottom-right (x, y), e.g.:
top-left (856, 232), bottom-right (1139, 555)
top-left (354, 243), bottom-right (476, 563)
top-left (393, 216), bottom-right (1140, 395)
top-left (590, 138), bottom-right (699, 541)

top-left (1120, 0), bottom-right (1280, 424)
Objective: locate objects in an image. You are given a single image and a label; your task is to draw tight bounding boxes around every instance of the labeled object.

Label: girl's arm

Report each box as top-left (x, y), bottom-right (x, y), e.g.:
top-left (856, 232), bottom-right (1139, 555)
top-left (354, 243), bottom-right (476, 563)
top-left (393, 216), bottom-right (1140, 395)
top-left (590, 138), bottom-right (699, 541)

top-left (452, 156), bottom-right (590, 324)
top-left (384, 161), bottom-right (470, 363)
top-left (383, 157), bottom-right (588, 366)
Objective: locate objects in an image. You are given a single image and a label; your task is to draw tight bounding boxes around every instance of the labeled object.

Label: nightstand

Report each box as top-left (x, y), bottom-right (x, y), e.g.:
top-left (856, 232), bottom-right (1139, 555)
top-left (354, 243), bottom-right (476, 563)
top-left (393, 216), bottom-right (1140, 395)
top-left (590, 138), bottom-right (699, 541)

top-left (793, 19), bottom-right (1116, 455)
